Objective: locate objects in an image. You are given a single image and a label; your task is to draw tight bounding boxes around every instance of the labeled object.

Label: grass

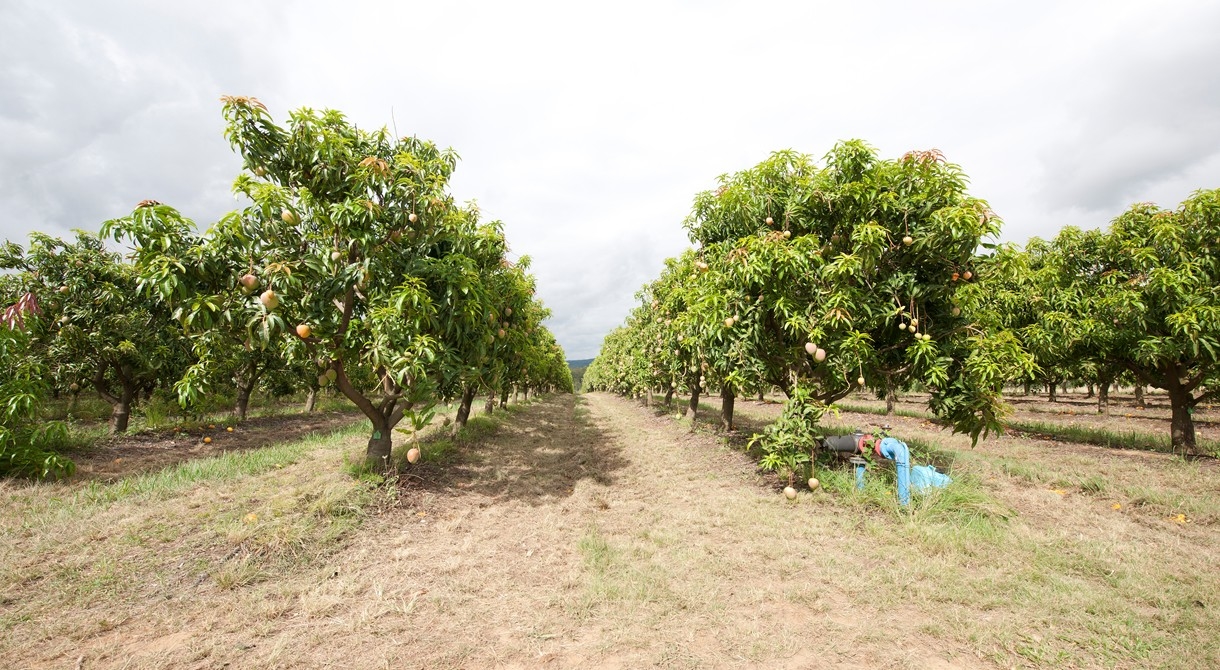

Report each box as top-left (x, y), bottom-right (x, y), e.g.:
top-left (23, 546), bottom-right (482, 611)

top-left (662, 393), bottom-right (1217, 525)
top-left (834, 400), bottom-right (1220, 458)
top-left (834, 400), bottom-right (930, 422)
top-left (573, 526), bottom-right (674, 615)
top-left (836, 399), bottom-right (1220, 525)
top-left (659, 396), bottom-right (1220, 668)
top-left (0, 417), bottom-right (386, 656)
top-left (1005, 417), bottom-right (1220, 457)
top-left (721, 397), bottom-right (1218, 664)
top-left (4, 391), bottom-right (1218, 668)
top-left (24, 422), bottom-right (368, 514)
top-left (343, 398), bottom-right (522, 478)
top-left (43, 390), bottom-right (355, 443)
top-left (810, 416), bottom-right (1013, 532)
top-left (666, 396), bottom-right (1016, 533)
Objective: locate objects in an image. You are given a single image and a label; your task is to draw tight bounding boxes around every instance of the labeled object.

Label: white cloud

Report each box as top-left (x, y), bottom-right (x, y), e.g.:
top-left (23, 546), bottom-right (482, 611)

top-left (3, 0), bottom-right (1218, 358)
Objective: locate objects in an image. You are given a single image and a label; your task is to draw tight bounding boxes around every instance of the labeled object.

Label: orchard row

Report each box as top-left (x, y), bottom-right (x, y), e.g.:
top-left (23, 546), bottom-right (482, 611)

top-left (1, 97), bottom-right (572, 479)
top-left (584, 142), bottom-right (1219, 477)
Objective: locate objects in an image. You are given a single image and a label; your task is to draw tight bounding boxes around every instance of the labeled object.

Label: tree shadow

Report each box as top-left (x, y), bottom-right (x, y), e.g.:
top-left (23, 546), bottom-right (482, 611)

top-left (411, 394), bottom-right (629, 507)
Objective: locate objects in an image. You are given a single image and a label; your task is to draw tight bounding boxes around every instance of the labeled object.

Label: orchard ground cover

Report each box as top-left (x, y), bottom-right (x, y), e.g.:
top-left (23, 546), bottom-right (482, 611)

top-left (2, 392), bottom-right (1216, 669)
top-left (839, 388), bottom-right (1220, 458)
top-left (66, 409), bottom-right (364, 482)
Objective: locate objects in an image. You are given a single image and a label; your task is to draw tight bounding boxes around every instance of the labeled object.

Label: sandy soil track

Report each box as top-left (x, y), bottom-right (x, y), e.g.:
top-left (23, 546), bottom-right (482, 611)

top-left (7, 392), bottom-right (1216, 669)
top-left (179, 393), bottom-right (982, 669)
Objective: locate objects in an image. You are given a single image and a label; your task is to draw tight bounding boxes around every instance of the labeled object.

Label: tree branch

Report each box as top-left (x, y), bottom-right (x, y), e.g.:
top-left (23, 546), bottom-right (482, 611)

top-left (1123, 362), bottom-right (1163, 390)
top-left (812, 387), bottom-right (853, 405)
top-left (1185, 367), bottom-right (1211, 393)
top-left (1192, 388), bottom-right (1218, 407)
top-left (333, 360), bottom-right (385, 427)
top-left (92, 363), bottom-right (118, 406)
top-left (336, 285), bottom-right (356, 343)
top-left (388, 400), bottom-right (413, 430)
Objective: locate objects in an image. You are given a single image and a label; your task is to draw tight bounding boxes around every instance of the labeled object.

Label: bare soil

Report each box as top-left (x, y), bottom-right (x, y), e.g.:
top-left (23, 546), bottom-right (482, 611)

top-left (3, 393), bottom-right (1217, 669)
top-left (69, 410), bottom-right (365, 482)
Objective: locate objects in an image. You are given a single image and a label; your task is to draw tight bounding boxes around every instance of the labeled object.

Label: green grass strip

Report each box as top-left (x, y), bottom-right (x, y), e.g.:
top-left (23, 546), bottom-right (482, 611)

top-left (833, 401), bottom-right (1219, 457)
top-left (14, 421), bottom-right (369, 522)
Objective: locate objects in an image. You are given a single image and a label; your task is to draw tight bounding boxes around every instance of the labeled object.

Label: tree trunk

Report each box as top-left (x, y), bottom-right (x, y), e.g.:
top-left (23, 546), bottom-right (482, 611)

top-left (365, 424), bottom-right (393, 471)
top-left (1097, 381), bottom-right (1110, 415)
top-left (500, 387), bottom-right (510, 409)
top-left (1085, 383), bottom-right (1095, 399)
top-left (328, 361), bottom-right (404, 472)
top-left (721, 387), bottom-right (735, 431)
top-left (1023, 381), bottom-right (1032, 396)
top-left (92, 365), bottom-right (133, 434)
top-left (110, 383), bottom-right (135, 434)
top-left (644, 388), bottom-right (653, 407)
top-left (1048, 381), bottom-right (1058, 403)
top-left (1166, 376), bottom-right (1197, 455)
top-left (1134, 385), bottom-right (1145, 408)
top-left (235, 382), bottom-right (254, 421)
top-left (775, 374), bottom-right (793, 400)
top-left (686, 384), bottom-right (700, 421)
top-left (663, 387), bottom-right (674, 405)
top-left (523, 385), bottom-right (530, 401)
top-left (485, 393), bottom-right (496, 415)
top-left (454, 385), bottom-right (477, 432)
top-left (304, 388), bottom-right (318, 413)
top-left (233, 361), bottom-right (265, 421)
top-left (885, 384), bottom-right (897, 415)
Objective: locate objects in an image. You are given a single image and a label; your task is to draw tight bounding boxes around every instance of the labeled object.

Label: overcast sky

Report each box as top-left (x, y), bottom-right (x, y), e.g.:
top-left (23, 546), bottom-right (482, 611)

top-left (3, 1), bottom-right (1219, 359)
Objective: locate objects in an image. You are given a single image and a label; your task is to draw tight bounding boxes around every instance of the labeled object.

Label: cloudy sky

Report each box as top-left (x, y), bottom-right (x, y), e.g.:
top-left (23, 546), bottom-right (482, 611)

top-left (3, 1), bottom-right (1219, 359)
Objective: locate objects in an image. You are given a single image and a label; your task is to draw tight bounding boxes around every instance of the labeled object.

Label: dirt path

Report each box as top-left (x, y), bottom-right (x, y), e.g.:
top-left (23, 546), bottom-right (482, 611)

top-left (12, 393), bottom-right (1216, 668)
top-left (183, 392), bottom-right (981, 669)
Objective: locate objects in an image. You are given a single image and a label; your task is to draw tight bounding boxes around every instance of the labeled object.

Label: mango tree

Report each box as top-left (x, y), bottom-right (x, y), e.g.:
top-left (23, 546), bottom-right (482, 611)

top-left (414, 210), bottom-right (509, 432)
top-left (681, 230), bottom-right (815, 430)
top-left (0, 289), bottom-right (74, 479)
top-left (1029, 228), bottom-right (1129, 412)
top-left (260, 350), bottom-right (328, 413)
top-left (106, 98), bottom-right (517, 468)
top-left (0, 232), bottom-right (188, 433)
top-left (102, 203), bottom-right (301, 420)
top-left (1058, 190), bottom-right (1220, 455)
top-left (692, 144), bottom-right (1030, 444)
top-left (490, 266), bottom-right (570, 406)
top-left (592, 141), bottom-right (1033, 482)
top-left (641, 253), bottom-right (710, 418)
top-left (583, 325), bottom-right (647, 396)
top-left (535, 331), bottom-right (575, 393)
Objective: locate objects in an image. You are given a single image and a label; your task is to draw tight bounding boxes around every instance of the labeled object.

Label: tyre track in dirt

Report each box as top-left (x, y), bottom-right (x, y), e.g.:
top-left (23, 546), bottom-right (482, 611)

top-left (15, 393), bottom-right (1216, 668)
top-left (209, 392), bottom-right (986, 669)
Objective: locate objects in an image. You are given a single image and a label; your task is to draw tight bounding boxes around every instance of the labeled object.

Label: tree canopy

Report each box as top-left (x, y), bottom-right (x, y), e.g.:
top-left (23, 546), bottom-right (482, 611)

top-left (587, 141), bottom-right (1035, 479)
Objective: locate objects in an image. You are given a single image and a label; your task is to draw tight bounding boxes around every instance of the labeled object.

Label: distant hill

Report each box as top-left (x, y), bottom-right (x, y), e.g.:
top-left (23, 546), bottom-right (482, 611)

top-left (567, 358), bottom-right (593, 392)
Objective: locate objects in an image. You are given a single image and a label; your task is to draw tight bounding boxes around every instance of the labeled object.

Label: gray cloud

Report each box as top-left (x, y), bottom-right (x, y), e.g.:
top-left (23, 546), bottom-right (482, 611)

top-left (1, 1), bottom-right (283, 238)
top-left (1036, 3), bottom-right (1220, 214)
top-left (4, 1), bottom-right (1219, 361)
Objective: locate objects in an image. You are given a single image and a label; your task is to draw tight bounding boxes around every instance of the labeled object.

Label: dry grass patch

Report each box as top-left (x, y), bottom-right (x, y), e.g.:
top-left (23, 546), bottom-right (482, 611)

top-left (3, 392), bottom-right (1216, 669)
top-left (0, 420), bottom-right (380, 668)
top-left (724, 398), bottom-right (1220, 669)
